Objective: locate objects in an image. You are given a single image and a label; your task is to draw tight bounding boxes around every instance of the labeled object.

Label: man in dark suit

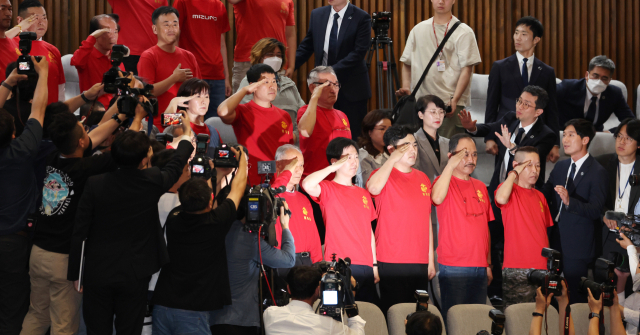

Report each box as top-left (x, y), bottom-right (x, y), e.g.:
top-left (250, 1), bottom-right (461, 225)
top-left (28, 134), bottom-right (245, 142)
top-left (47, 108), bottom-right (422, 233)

top-left (295, 0), bottom-right (371, 140)
top-left (542, 119), bottom-right (608, 303)
top-left (557, 55), bottom-right (634, 132)
top-left (67, 122), bottom-right (194, 334)
top-left (485, 16), bottom-right (560, 163)
top-left (597, 118), bottom-right (640, 275)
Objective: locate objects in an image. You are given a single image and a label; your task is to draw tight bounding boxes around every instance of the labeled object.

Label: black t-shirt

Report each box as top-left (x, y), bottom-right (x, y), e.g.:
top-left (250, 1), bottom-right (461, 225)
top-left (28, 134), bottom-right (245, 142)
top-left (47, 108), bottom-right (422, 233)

top-left (423, 127), bottom-right (441, 163)
top-left (4, 97), bottom-right (33, 137)
top-left (33, 141), bottom-right (117, 254)
top-left (152, 199), bottom-right (237, 311)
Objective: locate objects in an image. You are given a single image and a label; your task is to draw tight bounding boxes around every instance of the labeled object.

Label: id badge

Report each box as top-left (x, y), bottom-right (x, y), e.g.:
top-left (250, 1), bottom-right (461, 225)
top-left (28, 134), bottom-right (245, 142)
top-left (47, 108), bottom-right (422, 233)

top-left (436, 59), bottom-right (446, 71)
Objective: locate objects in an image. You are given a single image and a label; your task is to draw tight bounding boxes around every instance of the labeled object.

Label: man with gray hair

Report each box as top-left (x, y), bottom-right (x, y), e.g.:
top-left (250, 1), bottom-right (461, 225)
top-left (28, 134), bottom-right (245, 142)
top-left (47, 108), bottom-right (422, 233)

top-left (557, 55), bottom-right (633, 131)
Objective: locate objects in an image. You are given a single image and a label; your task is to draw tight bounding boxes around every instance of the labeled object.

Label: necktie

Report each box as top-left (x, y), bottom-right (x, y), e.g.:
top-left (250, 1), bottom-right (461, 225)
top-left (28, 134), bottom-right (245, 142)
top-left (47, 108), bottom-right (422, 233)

top-left (565, 162), bottom-right (576, 193)
top-left (327, 13), bottom-right (340, 65)
top-left (507, 128), bottom-right (526, 174)
top-left (586, 96), bottom-right (598, 122)
top-left (521, 58), bottom-right (529, 87)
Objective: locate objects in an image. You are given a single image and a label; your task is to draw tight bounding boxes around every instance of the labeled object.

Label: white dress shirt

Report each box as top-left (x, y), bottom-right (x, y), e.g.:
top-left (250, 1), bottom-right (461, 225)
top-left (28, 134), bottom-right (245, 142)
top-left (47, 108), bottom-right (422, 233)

top-left (264, 300), bottom-right (366, 335)
top-left (500, 118), bottom-right (538, 181)
top-left (516, 51), bottom-right (534, 81)
top-left (616, 161), bottom-right (635, 214)
top-left (322, 3), bottom-right (349, 66)
top-left (556, 153), bottom-right (590, 220)
top-left (583, 88), bottom-right (602, 121)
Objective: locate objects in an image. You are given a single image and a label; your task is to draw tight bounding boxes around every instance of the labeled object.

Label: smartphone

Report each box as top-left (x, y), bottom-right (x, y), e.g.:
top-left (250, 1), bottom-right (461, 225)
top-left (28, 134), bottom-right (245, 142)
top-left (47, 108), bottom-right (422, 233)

top-left (162, 113), bottom-right (183, 127)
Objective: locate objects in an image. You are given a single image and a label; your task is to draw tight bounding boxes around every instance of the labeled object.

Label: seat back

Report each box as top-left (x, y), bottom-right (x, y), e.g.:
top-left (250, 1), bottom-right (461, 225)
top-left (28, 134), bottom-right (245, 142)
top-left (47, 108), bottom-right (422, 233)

top-left (357, 301), bottom-right (389, 335)
top-left (505, 303), bottom-right (559, 335)
top-left (204, 117), bottom-right (237, 144)
top-left (570, 304), bottom-right (610, 335)
top-left (467, 74), bottom-right (489, 123)
top-left (61, 54), bottom-right (80, 112)
top-left (447, 304), bottom-right (503, 335)
top-left (387, 303), bottom-right (446, 335)
top-left (610, 80), bottom-right (628, 101)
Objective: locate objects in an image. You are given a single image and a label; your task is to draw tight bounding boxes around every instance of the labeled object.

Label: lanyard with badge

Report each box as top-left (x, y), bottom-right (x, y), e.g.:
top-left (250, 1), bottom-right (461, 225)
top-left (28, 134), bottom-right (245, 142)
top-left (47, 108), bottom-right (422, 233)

top-left (616, 163), bottom-right (635, 211)
top-left (433, 16), bottom-right (453, 72)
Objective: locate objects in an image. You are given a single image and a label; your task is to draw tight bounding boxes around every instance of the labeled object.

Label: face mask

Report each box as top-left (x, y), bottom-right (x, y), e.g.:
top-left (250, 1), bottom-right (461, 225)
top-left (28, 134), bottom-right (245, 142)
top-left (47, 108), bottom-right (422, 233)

top-left (263, 57), bottom-right (282, 72)
top-left (587, 78), bottom-right (607, 95)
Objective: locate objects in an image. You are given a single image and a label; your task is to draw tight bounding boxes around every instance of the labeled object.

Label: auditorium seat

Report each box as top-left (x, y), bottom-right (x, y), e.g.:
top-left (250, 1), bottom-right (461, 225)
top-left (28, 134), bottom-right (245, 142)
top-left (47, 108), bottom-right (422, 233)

top-left (357, 301), bottom-right (389, 335)
top-left (61, 54), bottom-right (81, 113)
top-left (601, 80), bottom-right (630, 130)
top-left (504, 303), bottom-right (559, 335)
top-left (446, 304), bottom-right (505, 335)
top-left (204, 117), bottom-right (237, 144)
top-left (543, 131), bottom-right (615, 181)
top-left (570, 303), bottom-right (611, 335)
top-left (387, 303), bottom-right (446, 335)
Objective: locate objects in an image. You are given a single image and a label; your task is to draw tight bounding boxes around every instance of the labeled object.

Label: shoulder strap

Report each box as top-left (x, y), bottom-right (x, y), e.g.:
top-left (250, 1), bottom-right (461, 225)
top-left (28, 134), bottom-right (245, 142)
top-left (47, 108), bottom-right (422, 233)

top-left (410, 21), bottom-right (463, 98)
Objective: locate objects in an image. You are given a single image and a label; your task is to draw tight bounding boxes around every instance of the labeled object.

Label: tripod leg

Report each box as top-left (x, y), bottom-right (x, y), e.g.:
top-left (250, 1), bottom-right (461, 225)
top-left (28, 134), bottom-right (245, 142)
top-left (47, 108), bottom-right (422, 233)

top-left (375, 41), bottom-right (384, 109)
top-left (366, 38), bottom-right (375, 69)
top-left (388, 40), bottom-right (401, 106)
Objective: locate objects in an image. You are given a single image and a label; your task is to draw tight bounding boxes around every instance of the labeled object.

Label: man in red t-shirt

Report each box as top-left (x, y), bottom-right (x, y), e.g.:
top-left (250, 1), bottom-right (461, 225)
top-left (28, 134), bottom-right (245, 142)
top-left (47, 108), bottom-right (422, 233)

top-left (272, 144), bottom-right (322, 264)
top-left (138, 6), bottom-right (201, 132)
top-left (218, 64), bottom-right (294, 185)
top-left (14, 1), bottom-right (65, 104)
top-left (71, 14), bottom-right (125, 108)
top-left (0, 0), bottom-right (19, 83)
top-left (302, 137), bottom-right (379, 304)
top-left (174, 0), bottom-right (231, 119)
top-left (431, 133), bottom-right (494, 323)
top-left (494, 146), bottom-right (553, 308)
top-left (229, 0), bottom-right (296, 92)
top-left (108, 0), bottom-right (168, 74)
top-left (367, 125), bottom-right (434, 313)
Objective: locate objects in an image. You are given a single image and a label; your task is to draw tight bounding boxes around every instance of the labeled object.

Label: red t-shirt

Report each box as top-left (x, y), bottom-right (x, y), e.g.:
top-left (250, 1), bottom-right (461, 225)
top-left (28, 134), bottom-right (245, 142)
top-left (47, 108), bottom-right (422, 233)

top-left (434, 176), bottom-right (494, 267)
top-left (0, 37), bottom-right (19, 82)
top-left (272, 171), bottom-right (322, 263)
top-left (496, 183), bottom-right (554, 270)
top-left (108, 0), bottom-right (168, 56)
top-left (297, 105), bottom-right (351, 181)
top-left (174, 0), bottom-right (230, 80)
top-left (231, 100), bottom-right (293, 185)
top-left (190, 121), bottom-right (211, 136)
top-left (310, 180), bottom-right (377, 266)
top-left (232, 0), bottom-right (295, 62)
top-left (137, 45), bottom-right (201, 131)
top-left (70, 36), bottom-right (125, 108)
top-left (16, 39), bottom-right (65, 105)
top-left (370, 168), bottom-right (432, 264)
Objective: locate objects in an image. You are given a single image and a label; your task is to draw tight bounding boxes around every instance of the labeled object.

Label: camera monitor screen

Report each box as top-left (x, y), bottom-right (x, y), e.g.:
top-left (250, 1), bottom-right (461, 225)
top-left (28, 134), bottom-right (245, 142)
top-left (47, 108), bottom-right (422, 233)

top-left (218, 149), bottom-right (230, 158)
top-left (323, 291), bottom-right (338, 305)
top-left (192, 164), bottom-right (204, 173)
top-left (248, 197), bottom-right (260, 222)
top-left (19, 62), bottom-right (30, 71)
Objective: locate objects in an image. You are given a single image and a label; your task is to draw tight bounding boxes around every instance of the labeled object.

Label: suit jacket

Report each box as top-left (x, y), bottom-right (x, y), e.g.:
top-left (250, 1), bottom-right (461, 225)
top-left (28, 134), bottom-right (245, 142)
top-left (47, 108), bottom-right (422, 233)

top-left (295, 4), bottom-right (372, 102)
top-left (472, 112), bottom-right (556, 194)
top-left (67, 140), bottom-right (194, 286)
top-left (541, 155), bottom-right (608, 260)
top-left (596, 153), bottom-right (640, 216)
top-left (485, 54), bottom-right (560, 143)
top-left (557, 78), bottom-right (633, 132)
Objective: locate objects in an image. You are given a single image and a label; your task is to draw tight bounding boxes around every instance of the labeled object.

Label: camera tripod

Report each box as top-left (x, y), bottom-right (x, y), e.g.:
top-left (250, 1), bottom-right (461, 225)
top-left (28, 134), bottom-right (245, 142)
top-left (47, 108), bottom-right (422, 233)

top-left (366, 35), bottom-right (401, 109)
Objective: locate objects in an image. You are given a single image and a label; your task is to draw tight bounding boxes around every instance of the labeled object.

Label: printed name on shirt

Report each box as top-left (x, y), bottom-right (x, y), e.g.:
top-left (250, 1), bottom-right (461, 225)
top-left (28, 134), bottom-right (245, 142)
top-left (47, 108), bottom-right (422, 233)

top-left (341, 118), bottom-right (351, 131)
top-left (362, 196), bottom-right (369, 209)
top-left (420, 183), bottom-right (430, 197)
top-left (476, 190), bottom-right (485, 203)
top-left (192, 14), bottom-right (218, 21)
top-left (302, 207), bottom-right (313, 221)
top-left (281, 121), bottom-right (290, 134)
top-left (48, 51), bottom-right (57, 64)
top-left (280, 2), bottom-right (289, 14)
top-left (539, 201), bottom-right (544, 213)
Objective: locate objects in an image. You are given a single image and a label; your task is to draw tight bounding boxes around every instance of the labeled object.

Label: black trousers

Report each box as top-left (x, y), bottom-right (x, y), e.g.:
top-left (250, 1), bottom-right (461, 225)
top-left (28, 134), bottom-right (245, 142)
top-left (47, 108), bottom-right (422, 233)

top-left (0, 233), bottom-right (30, 335)
top-left (378, 262), bottom-right (429, 314)
top-left (351, 264), bottom-right (380, 306)
top-left (83, 276), bottom-right (150, 335)
top-left (122, 55), bottom-right (141, 76)
top-left (333, 96), bottom-right (368, 142)
top-left (210, 325), bottom-right (259, 335)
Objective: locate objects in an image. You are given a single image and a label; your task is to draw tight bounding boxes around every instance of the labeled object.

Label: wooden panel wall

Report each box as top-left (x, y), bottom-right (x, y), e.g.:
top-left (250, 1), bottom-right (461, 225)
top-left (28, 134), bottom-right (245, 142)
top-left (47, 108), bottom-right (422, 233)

top-left (10, 0), bottom-right (640, 112)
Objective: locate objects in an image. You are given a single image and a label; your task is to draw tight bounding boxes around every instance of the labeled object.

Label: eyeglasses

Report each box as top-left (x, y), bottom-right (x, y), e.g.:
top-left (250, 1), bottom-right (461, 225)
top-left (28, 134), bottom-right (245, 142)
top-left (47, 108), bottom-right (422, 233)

top-left (616, 134), bottom-right (635, 144)
top-left (516, 98), bottom-right (536, 109)
top-left (425, 109), bottom-right (446, 117)
top-left (313, 81), bottom-right (341, 89)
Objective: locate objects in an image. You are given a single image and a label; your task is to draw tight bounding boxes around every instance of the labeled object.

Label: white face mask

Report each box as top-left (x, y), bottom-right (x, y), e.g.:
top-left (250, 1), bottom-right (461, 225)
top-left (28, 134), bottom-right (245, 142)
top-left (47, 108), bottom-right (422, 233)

top-left (263, 57), bottom-right (283, 72)
top-left (587, 77), bottom-right (607, 95)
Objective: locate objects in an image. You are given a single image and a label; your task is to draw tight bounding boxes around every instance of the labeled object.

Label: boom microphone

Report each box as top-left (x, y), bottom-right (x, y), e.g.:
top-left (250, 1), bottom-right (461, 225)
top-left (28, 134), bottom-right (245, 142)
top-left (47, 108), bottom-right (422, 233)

top-left (605, 211), bottom-right (626, 222)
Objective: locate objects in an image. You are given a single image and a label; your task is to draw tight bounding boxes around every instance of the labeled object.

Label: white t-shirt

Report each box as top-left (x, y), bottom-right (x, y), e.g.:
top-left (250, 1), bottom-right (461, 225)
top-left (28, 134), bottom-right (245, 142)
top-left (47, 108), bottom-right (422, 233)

top-left (148, 192), bottom-right (181, 291)
top-left (616, 161), bottom-right (635, 214)
top-left (400, 16), bottom-right (481, 106)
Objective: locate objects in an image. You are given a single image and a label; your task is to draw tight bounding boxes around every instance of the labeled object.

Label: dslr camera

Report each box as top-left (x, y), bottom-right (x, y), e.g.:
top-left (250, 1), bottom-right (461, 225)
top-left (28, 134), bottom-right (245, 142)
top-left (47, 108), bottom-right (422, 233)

top-left (155, 133), bottom-right (173, 148)
top-left (213, 144), bottom-right (239, 168)
top-left (476, 310), bottom-right (505, 335)
top-left (17, 32), bottom-right (41, 75)
top-left (579, 258), bottom-right (617, 307)
top-left (371, 11), bottom-right (391, 38)
top-left (190, 134), bottom-right (212, 179)
top-left (319, 254), bottom-right (358, 322)
top-left (604, 211), bottom-right (640, 246)
top-left (406, 290), bottom-right (430, 321)
top-left (527, 248), bottom-right (564, 296)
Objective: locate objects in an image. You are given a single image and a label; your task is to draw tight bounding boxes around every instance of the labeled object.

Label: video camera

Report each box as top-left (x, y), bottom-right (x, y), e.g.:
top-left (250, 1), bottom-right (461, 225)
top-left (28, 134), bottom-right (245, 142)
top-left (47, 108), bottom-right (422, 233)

top-left (371, 11), bottom-right (391, 38)
top-left (604, 211), bottom-right (640, 246)
top-left (319, 254), bottom-right (358, 322)
top-left (476, 310), bottom-right (505, 335)
top-left (190, 134), bottom-right (212, 179)
top-left (103, 45), bottom-right (128, 94)
top-left (17, 32), bottom-right (42, 76)
top-left (579, 258), bottom-right (617, 307)
top-left (527, 248), bottom-right (564, 296)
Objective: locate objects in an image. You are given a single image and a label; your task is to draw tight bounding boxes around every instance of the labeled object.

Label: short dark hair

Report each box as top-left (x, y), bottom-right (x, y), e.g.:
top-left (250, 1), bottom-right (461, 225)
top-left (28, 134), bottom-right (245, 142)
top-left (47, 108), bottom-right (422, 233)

top-left (178, 178), bottom-right (212, 212)
top-left (150, 139), bottom-right (166, 156)
top-left (326, 137), bottom-right (358, 164)
top-left (177, 78), bottom-right (210, 98)
top-left (0, 109), bottom-right (15, 148)
top-left (151, 148), bottom-right (175, 168)
top-left (286, 266), bottom-right (322, 300)
top-left (588, 55), bottom-right (615, 76)
top-left (49, 112), bottom-right (84, 155)
top-left (43, 102), bottom-right (72, 138)
top-left (614, 118), bottom-right (640, 145)
top-left (246, 64), bottom-right (276, 84)
top-left (111, 131), bottom-right (151, 168)
top-left (152, 6), bottom-right (179, 25)
top-left (448, 133), bottom-right (474, 153)
top-left (564, 118), bottom-right (596, 149)
top-left (515, 16), bottom-right (544, 38)
top-left (405, 311), bottom-right (443, 335)
top-left (416, 95), bottom-right (446, 116)
top-left (382, 125), bottom-right (413, 154)
top-left (18, 0), bottom-right (43, 17)
top-left (522, 85), bottom-right (549, 109)
top-left (89, 14), bottom-right (119, 35)
top-left (514, 146), bottom-right (540, 162)
top-left (357, 109), bottom-right (393, 157)
top-left (82, 102), bottom-right (106, 128)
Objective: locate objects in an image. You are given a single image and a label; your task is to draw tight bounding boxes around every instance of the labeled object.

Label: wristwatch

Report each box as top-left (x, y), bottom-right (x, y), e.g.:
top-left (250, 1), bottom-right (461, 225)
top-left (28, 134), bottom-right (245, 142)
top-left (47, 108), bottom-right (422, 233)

top-left (80, 91), bottom-right (91, 103)
top-left (588, 312), bottom-right (600, 319)
top-left (111, 113), bottom-right (124, 124)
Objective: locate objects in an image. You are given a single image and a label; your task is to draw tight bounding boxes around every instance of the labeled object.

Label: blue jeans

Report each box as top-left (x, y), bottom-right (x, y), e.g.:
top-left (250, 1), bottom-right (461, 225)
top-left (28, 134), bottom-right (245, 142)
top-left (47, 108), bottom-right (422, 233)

top-left (152, 305), bottom-right (211, 335)
top-left (438, 264), bottom-right (488, 324)
top-left (204, 79), bottom-right (226, 119)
